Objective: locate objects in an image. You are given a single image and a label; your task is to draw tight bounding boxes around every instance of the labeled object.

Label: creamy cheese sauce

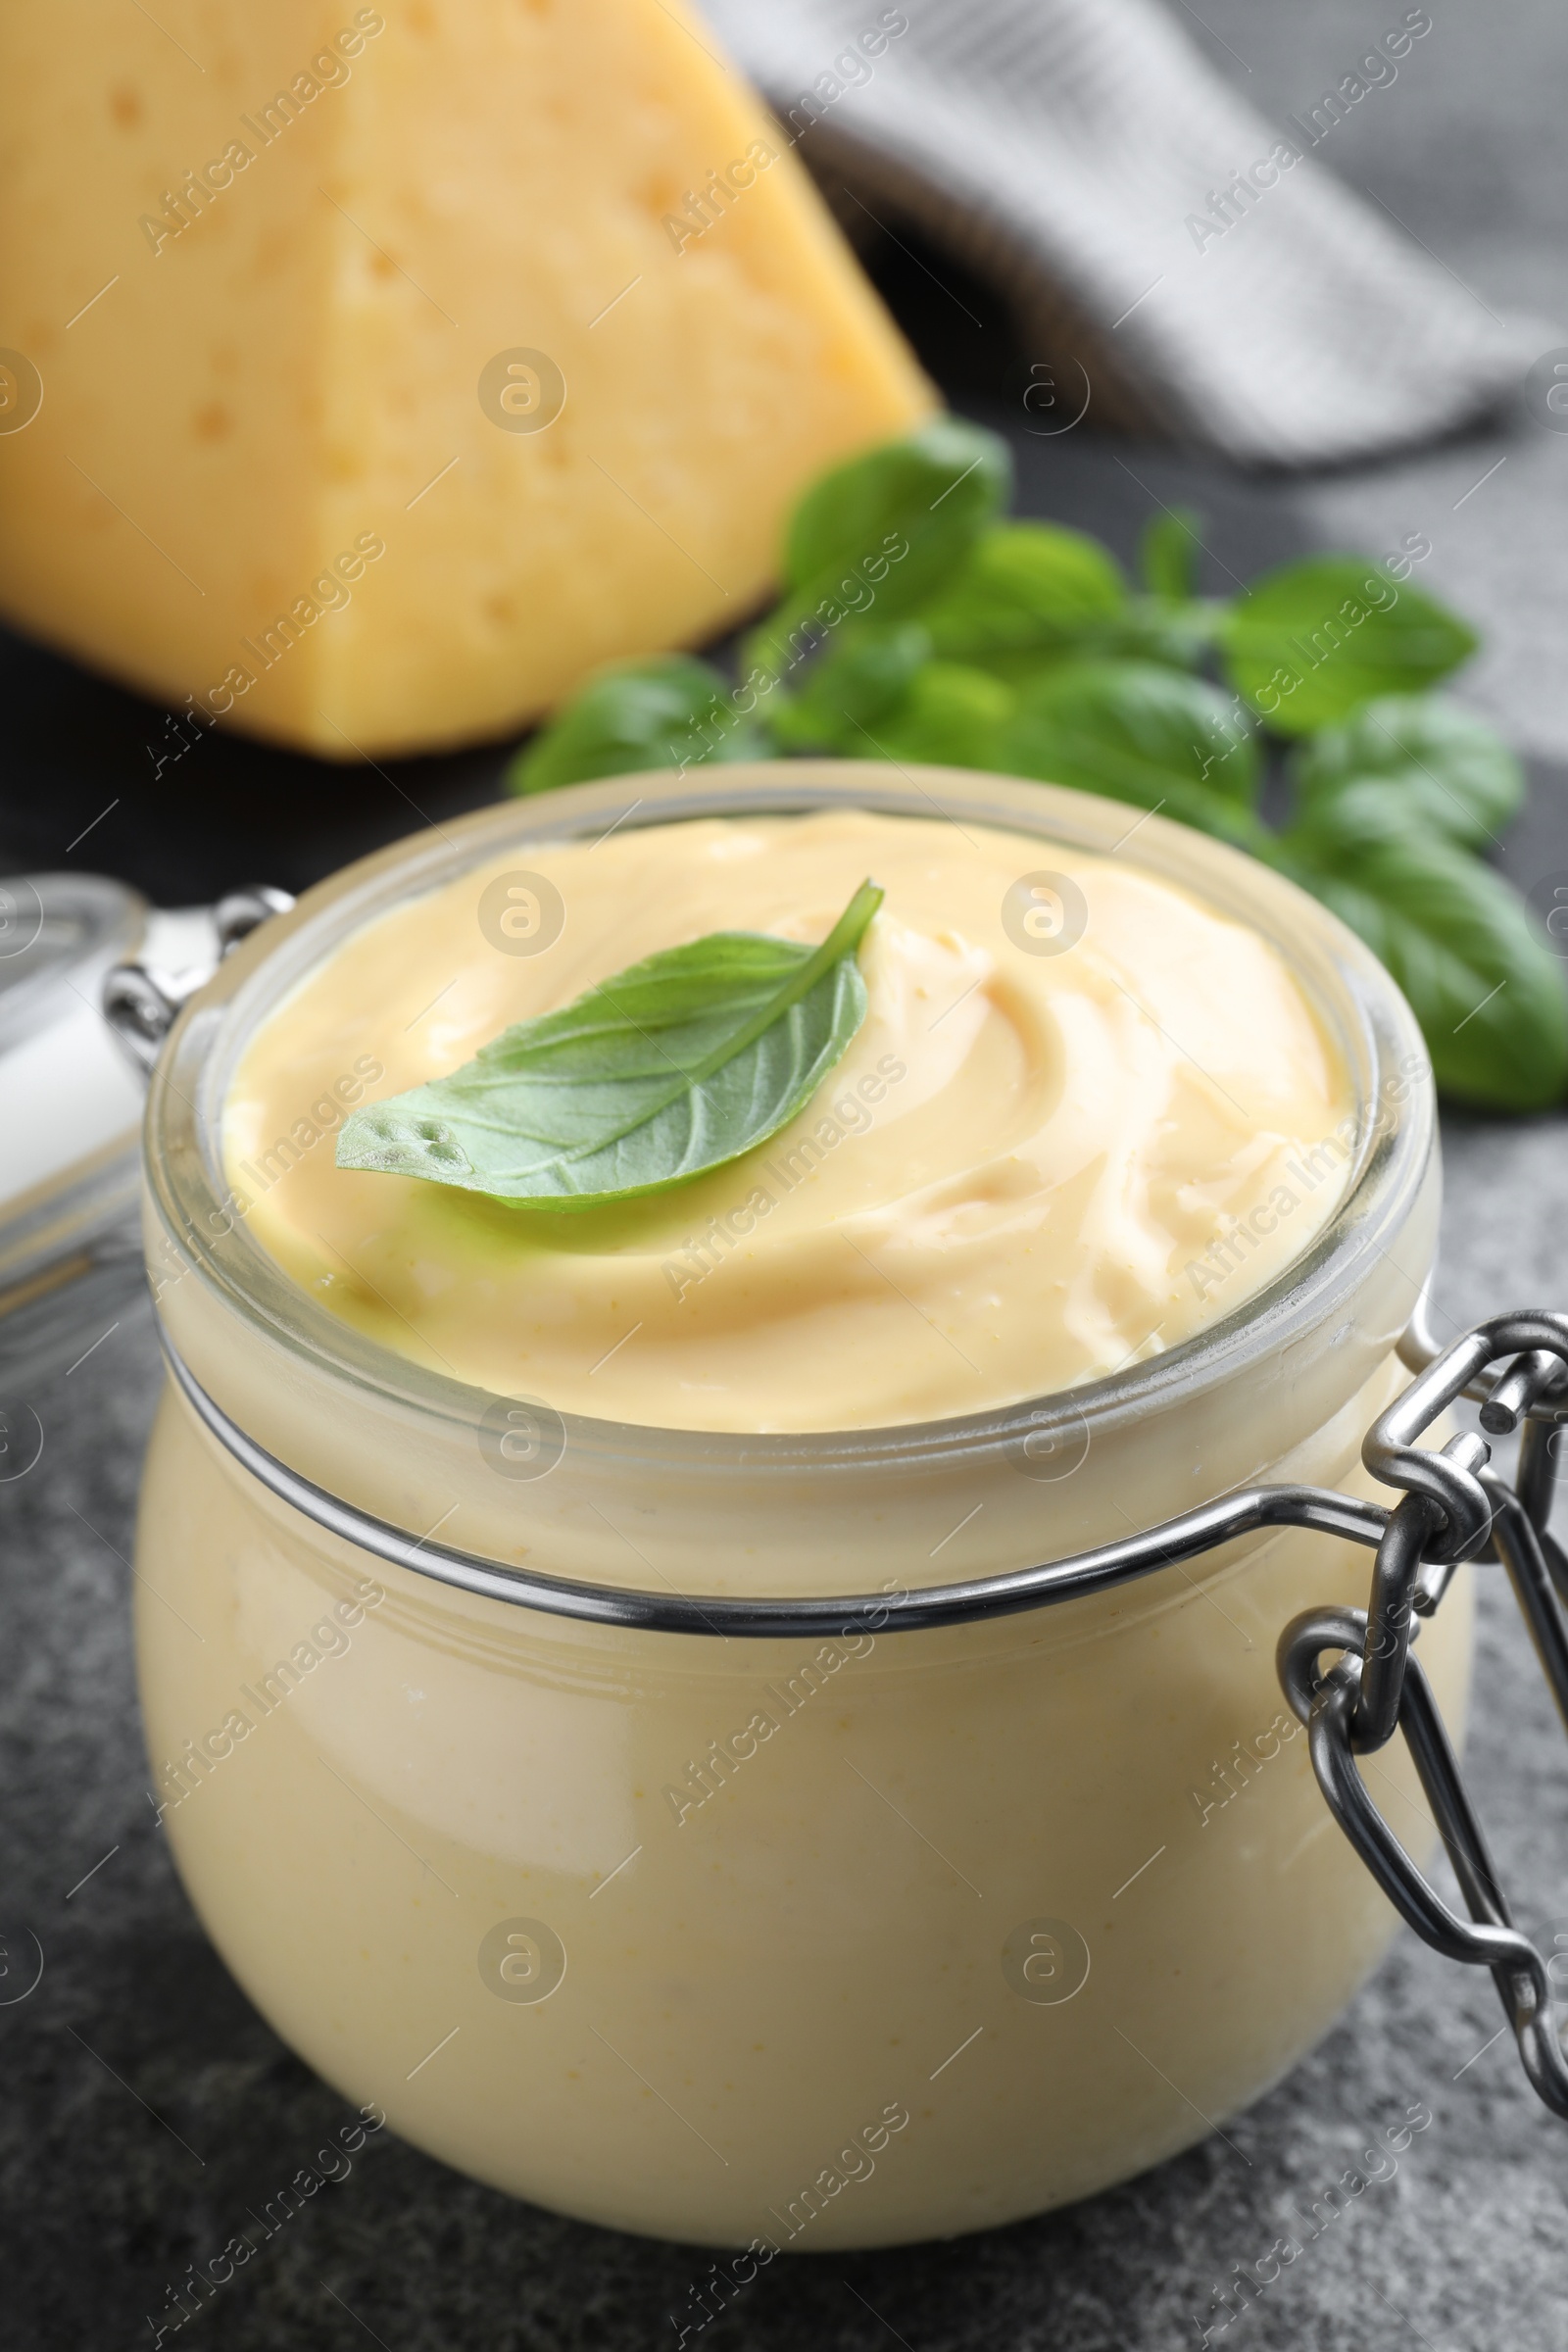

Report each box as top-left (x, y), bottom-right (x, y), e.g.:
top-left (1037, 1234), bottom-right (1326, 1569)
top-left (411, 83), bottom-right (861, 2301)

top-left (223, 808), bottom-right (1354, 1429)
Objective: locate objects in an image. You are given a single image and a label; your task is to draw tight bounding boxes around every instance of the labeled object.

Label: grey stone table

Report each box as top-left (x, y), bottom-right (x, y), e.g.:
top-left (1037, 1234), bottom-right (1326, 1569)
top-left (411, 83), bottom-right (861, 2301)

top-left (4, 1136), bottom-right (1567, 2352)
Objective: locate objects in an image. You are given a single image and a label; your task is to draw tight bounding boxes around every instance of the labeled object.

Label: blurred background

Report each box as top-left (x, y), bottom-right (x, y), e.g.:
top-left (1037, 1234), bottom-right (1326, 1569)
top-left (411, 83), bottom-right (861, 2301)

top-left (4, 3), bottom-right (1568, 2347)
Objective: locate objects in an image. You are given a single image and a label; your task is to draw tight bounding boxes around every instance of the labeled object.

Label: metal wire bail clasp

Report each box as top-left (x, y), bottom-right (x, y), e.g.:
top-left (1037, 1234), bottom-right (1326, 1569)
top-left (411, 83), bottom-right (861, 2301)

top-left (1279, 1311), bottom-right (1568, 2120)
top-left (103, 885), bottom-right (295, 1074)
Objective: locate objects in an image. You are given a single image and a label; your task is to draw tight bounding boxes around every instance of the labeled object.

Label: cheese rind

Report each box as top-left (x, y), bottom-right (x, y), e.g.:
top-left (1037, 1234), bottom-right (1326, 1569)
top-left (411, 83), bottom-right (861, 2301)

top-left (0, 0), bottom-right (932, 756)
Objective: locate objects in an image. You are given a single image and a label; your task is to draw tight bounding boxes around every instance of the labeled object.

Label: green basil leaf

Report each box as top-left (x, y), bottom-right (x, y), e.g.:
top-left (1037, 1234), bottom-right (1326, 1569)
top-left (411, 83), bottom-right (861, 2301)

top-left (746, 418), bottom-right (1011, 681)
top-left (1220, 557), bottom-right (1477, 735)
top-left (1290, 694), bottom-right (1524, 848)
top-left (508, 657), bottom-right (770, 796)
top-left (852, 662), bottom-right (1016, 769)
top-left (1140, 507), bottom-right (1202, 605)
top-left (1281, 774), bottom-right (1427, 866)
top-left (771, 621), bottom-right (932, 753)
top-left (919, 522), bottom-right (1126, 660)
top-left (336, 881), bottom-right (884, 1208)
top-left (1279, 802), bottom-right (1568, 1110)
top-left (997, 659), bottom-right (1262, 813)
top-left (959, 603), bottom-right (1220, 691)
top-left (1093, 600), bottom-right (1222, 671)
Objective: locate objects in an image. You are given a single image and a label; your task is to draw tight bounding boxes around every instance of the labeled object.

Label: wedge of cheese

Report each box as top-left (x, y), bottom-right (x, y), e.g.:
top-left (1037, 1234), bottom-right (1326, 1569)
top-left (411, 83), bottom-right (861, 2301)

top-left (0, 0), bottom-right (931, 758)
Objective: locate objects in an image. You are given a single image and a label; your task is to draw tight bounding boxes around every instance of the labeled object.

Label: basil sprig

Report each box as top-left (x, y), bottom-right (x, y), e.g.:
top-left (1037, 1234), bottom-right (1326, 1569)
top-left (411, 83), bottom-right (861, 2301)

top-left (1276, 787), bottom-right (1568, 1112)
top-left (1220, 558), bottom-right (1478, 736)
top-left (1289, 694), bottom-right (1525, 849)
top-left (744, 417), bottom-right (1013, 685)
top-left (515, 655), bottom-right (769, 798)
top-left (507, 421), bottom-right (1568, 1114)
top-left (336, 882), bottom-right (883, 1209)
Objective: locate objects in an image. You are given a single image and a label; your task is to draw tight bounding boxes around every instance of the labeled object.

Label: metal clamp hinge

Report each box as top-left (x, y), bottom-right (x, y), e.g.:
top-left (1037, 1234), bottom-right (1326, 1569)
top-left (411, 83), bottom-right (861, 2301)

top-left (103, 885), bottom-right (295, 1074)
top-left (1281, 1314), bottom-right (1568, 2122)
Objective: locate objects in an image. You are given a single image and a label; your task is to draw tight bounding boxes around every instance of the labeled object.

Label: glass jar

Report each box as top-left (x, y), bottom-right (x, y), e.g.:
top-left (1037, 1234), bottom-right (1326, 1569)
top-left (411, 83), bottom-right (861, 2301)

top-left (135, 760), bottom-right (1467, 2249)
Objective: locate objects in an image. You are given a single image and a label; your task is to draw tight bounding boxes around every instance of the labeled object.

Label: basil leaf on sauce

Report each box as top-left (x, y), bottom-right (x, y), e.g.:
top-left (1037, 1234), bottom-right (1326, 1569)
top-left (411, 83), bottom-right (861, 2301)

top-left (336, 881), bottom-right (884, 1209)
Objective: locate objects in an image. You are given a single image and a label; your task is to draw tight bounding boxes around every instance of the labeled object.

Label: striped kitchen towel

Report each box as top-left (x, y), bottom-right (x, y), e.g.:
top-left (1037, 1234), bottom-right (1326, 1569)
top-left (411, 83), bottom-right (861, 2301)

top-left (699, 0), bottom-right (1527, 468)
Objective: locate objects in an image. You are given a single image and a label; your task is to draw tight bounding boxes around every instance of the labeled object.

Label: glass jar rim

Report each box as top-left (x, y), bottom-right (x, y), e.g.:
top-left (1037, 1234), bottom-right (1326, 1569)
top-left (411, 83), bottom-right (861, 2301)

top-left (144, 760), bottom-right (1433, 1479)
